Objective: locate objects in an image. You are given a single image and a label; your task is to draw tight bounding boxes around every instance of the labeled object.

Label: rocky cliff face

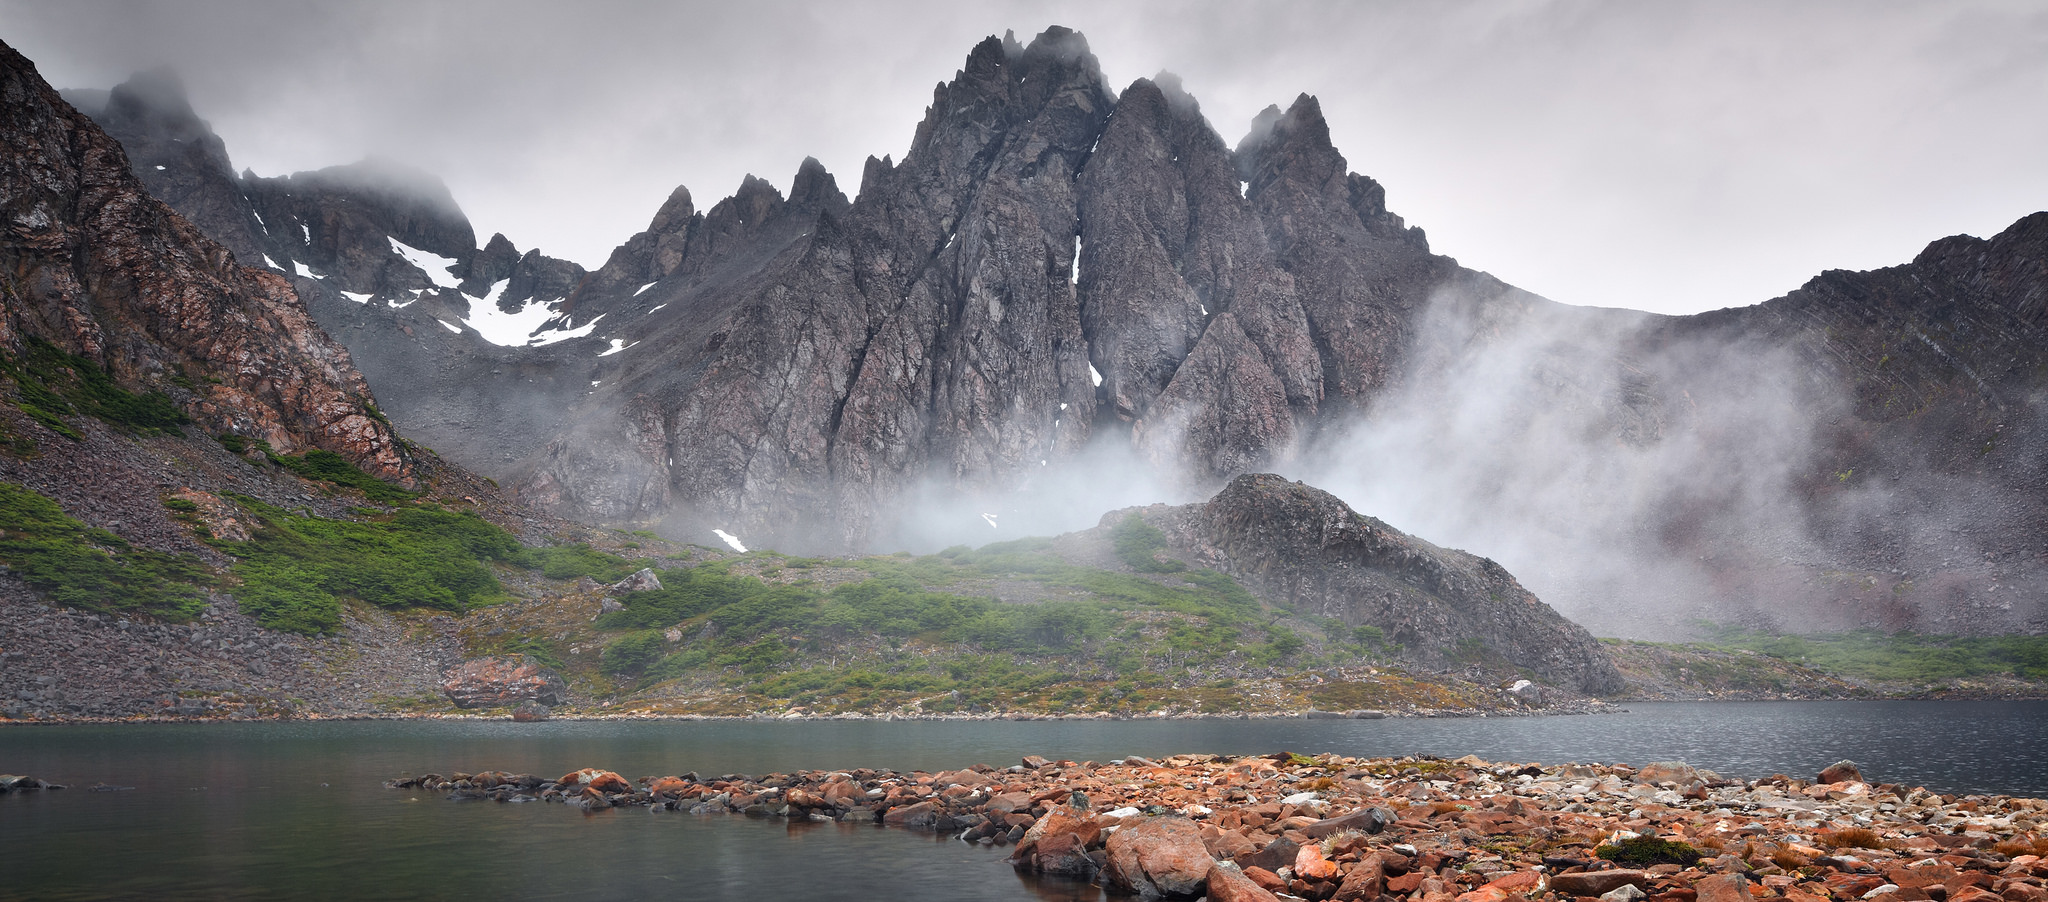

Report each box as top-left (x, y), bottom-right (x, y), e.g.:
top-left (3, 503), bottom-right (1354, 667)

top-left (504, 28), bottom-right (1543, 553)
top-left (76, 70), bottom-right (596, 472)
top-left (0, 42), bottom-right (407, 479)
top-left (1147, 474), bottom-right (1623, 694)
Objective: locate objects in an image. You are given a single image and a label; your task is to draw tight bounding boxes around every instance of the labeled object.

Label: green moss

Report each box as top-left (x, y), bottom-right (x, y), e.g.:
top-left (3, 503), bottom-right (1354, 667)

top-left (0, 482), bottom-right (211, 620)
top-left (1597, 836), bottom-right (1703, 867)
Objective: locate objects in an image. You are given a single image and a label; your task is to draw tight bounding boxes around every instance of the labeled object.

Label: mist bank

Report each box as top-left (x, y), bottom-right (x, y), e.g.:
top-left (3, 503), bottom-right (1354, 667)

top-left (72, 28), bottom-right (2048, 641)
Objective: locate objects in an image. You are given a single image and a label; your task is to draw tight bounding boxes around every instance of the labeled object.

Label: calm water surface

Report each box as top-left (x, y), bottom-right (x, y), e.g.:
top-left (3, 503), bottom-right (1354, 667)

top-left (3, 701), bottom-right (2044, 901)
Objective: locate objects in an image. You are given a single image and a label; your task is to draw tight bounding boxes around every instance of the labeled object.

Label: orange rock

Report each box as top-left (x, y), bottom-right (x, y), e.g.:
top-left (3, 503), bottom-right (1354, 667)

top-left (1696, 874), bottom-right (1757, 902)
top-left (1105, 817), bottom-right (1213, 898)
top-left (1295, 844), bottom-right (1340, 880)
top-left (1454, 885), bottom-right (1509, 902)
top-left (647, 777), bottom-right (691, 797)
top-left (557, 768), bottom-right (630, 794)
top-left (1487, 870), bottom-right (1541, 892)
top-left (1333, 853), bottom-right (1386, 902)
top-left (1245, 867), bottom-right (1288, 892)
top-left (1208, 862), bottom-right (1283, 902)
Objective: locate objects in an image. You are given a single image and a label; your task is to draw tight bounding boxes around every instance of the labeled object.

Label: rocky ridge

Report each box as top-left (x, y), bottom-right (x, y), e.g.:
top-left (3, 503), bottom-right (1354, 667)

top-left (70, 68), bottom-right (599, 471)
top-left (1146, 474), bottom-right (1624, 695)
top-left (1, 42), bottom-right (408, 480)
top-left (396, 752), bottom-right (2048, 902)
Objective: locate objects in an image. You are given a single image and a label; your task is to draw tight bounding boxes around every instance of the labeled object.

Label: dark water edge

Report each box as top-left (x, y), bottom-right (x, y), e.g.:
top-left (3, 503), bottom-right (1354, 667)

top-left (2, 701), bottom-right (2044, 901)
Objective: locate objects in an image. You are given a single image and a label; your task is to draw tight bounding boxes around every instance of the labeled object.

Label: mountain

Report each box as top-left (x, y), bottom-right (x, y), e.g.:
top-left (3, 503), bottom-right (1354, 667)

top-left (3, 48), bottom-right (405, 479)
top-left (68, 68), bottom-right (599, 471)
top-left (73, 28), bottom-right (2048, 641)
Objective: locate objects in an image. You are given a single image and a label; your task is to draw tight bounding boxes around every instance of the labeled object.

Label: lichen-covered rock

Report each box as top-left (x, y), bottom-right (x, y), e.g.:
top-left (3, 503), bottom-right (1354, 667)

top-left (439, 655), bottom-right (566, 708)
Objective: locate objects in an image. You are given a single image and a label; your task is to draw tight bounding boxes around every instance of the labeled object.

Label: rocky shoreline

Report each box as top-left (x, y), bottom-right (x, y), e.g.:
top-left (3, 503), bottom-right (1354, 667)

top-left (390, 754), bottom-right (2048, 902)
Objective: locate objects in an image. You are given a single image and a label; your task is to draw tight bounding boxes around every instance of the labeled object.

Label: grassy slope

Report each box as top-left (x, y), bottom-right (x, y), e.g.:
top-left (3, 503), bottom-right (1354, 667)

top-left (455, 518), bottom-right (1505, 718)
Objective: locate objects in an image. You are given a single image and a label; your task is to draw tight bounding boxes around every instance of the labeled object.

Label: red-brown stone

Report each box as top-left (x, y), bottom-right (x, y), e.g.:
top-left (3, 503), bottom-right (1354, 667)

top-left (1105, 817), bottom-right (1213, 898)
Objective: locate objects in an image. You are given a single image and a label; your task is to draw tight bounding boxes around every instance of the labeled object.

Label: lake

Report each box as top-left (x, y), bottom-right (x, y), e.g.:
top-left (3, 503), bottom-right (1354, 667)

top-left (3, 701), bottom-right (2045, 900)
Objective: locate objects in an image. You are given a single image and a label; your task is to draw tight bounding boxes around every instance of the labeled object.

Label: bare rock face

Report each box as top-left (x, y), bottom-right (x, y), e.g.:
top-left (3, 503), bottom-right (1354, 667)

top-left (440, 655), bottom-right (567, 708)
top-left (77, 68), bottom-right (593, 476)
top-left (1154, 473), bottom-right (1624, 694)
top-left (78, 68), bottom-right (269, 268)
top-left (0, 40), bottom-right (411, 481)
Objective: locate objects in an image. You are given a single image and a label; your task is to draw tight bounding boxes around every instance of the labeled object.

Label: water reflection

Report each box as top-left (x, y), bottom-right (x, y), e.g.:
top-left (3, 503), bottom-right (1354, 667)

top-left (2, 701), bottom-right (2044, 901)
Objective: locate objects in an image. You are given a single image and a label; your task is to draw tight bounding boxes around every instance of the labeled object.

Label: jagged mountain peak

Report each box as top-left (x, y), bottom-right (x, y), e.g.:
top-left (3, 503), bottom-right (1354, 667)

top-left (288, 157), bottom-right (473, 245)
top-left (647, 184), bottom-right (696, 234)
top-left (101, 67), bottom-right (210, 141)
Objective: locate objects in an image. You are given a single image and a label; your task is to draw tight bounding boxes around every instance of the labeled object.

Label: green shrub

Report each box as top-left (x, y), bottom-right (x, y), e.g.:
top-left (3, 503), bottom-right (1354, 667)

top-left (513, 544), bottom-right (636, 582)
top-left (602, 631), bottom-right (668, 676)
top-left (266, 448), bottom-right (416, 503)
top-left (1597, 836), bottom-right (1702, 867)
top-left (0, 337), bottom-right (190, 438)
top-left (1111, 514), bottom-right (1186, 572)
top-left (0, 482), bottom-right (210, 620)
top-left (1706, 625), bottom-right (2048, 682)
top-left (219, 496), bottom-right (513, 633)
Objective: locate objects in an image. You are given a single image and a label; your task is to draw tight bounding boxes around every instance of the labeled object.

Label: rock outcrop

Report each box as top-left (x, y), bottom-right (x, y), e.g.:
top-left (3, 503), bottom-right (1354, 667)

top-left (78, 69), bottom-right (595, 472)
top-left (1148, 474), bottom-right (1624, 694)
top-left (439, 655), bottom-right (567, 708)
top-left (0, 40), bottom-right (409, 480)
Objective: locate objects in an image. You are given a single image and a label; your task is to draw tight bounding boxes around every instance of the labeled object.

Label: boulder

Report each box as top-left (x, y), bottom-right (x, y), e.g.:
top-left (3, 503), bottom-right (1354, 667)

top-left (1303, 806), bottom-right (1395, 838)
top-left (1552, 870), bottom-right (1651, 896)
top-left (1033, 831), bottom-right (1097, 876)
top-left (882, 800), bottom-right (940, 829)
top-left (1105, 816), bottom-right (1213, 899)
top-left (1603, 885), bottom-right (1651, 902)
top-left (556, 768), bottom-right (630, 794)
top-left (1235, 837), bottom-right (1300, 873)
top-left (1504, 679), bottom-right (1543, 705)
top-left (1208, 861), bottom-right (1283, 902)
top-left (1696, 874), bottom-right (1757, 902)
top-left (441, 655), bottom-right (567, 708)
top-left (1638, 762), bottom-right (1702, 785)
top-left (1333, 853), bottom-right (1387, 902)
top-left (1818, 761), bottom-right (1864, 785)
top-left (609, 568), bottom-right (664, 593)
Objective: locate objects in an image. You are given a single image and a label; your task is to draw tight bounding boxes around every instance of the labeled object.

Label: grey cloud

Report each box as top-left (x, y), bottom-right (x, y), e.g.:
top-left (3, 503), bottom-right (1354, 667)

top-left (3, 0), bottom-right (2045, 313)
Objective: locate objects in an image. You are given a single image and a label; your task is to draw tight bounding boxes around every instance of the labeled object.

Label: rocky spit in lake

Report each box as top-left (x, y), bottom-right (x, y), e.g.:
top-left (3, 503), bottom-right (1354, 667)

top-left (396, 753), bottom-right (2048, 902)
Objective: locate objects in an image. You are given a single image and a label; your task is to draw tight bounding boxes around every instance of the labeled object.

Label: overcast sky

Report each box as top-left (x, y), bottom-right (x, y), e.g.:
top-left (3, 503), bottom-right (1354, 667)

top-left (6, 0), bottom-right (2045, 315)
